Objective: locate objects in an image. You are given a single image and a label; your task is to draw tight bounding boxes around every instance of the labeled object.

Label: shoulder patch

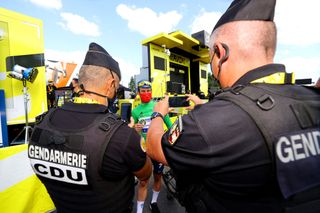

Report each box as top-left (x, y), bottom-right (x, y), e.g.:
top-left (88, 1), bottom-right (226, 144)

top-left (35, 111), bottom-right (49, 124)
top-left (168, 116), bottom-right (183, 145)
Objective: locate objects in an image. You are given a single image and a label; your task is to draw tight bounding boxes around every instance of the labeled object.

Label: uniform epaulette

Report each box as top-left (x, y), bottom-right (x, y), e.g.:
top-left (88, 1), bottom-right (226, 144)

top-left (35, 111), bottom-right (49, 124)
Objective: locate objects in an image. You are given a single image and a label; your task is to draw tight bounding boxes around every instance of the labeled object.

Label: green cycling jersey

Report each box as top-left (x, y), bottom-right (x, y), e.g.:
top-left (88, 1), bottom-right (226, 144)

top-left (131, 100), bottom-right (172, 140)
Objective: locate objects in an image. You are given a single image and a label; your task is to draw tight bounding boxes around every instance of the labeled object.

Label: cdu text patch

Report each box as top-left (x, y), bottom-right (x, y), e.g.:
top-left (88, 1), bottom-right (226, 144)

top-left (28, 145), bottom-right (88, 185)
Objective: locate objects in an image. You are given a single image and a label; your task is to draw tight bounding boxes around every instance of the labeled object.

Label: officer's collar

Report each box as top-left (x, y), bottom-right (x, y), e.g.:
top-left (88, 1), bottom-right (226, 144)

top-left (233, 63), bottom-right (286, 86)
top-left (73, 97), bottom-right (100, 104)
top-left (61, 102), bottom-right (109, 113)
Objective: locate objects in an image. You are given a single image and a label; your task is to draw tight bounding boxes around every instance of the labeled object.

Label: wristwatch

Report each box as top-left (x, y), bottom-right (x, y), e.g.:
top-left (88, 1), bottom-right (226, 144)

top-left (151, 112), bottom-right (164, 120)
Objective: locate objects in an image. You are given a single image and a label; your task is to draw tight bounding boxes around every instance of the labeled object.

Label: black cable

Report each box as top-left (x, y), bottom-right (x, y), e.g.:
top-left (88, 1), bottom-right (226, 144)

top-left (79, 84), bottom-right (107, 98)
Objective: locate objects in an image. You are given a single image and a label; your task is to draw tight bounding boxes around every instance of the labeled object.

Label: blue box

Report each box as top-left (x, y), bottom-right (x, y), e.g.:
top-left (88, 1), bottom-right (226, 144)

top-left (0, 90), bottom-right (9, 147)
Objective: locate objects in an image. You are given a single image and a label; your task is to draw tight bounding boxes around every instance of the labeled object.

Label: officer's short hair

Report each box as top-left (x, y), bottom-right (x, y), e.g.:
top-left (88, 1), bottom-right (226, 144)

top-left (211, 21), bottom-right (277, 60)
top-left (78, 65), bottom-right (111, 90)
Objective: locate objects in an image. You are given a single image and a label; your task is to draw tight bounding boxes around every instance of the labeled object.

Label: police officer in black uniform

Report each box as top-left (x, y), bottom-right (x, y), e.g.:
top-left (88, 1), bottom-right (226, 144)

top-left (28, 42), bottom-right (152, 213)
top-left (146, 0), bottom-right (320, 212)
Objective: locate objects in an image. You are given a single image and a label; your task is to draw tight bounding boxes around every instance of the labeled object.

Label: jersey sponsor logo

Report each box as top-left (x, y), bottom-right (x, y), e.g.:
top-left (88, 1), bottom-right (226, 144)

top-left (139, 116), bottom-right (151, 134)
top-left (275, 128), bottom-right (320, 198)
top-left (140, 137), bottom-right (146, 152)
top-left (28, 145), bottom-right (88, 185)
top-left (276, 129), bottom-right (320, 163)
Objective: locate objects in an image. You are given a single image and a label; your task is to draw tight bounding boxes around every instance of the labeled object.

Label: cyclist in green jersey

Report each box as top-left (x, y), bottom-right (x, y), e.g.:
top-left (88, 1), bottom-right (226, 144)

top-left (131, 80), bottom-right (172, 213)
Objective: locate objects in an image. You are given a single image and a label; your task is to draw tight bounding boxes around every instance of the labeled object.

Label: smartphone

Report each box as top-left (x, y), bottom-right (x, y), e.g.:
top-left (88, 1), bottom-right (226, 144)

top-left (169, 96), bottom-right (190, 107)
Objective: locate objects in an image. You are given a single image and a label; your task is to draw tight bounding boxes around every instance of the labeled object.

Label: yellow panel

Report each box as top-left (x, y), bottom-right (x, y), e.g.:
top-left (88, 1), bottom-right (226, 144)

top-left (170, 31), bottom-right (210, 59)
top-left (170, 31), bottom-right (199, 49)
top-left (0, 167), bottom-right (55, 213)
top-left (0, 8), bottom-right (47, 125)
top-left (193, 55), bottom-right (210, 64)
top-left (142, 33), bottom-right (183, 49)
top-left (0, 144), bottom-right (55, 212)
top-left (194, 48), bottom-right (210, 59)
top-left (148, 43), bottom-right (170, 97)
top-left (0, 144), bottom-right (27, 160)
top-left (199, 62), bottom-right (209, 96)
top-left (169, 52), bottom-right (190, 67)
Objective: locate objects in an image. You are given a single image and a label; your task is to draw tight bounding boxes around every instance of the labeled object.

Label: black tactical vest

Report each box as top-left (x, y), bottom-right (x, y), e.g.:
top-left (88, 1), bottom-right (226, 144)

top-left (28, 108), bottom-right (134, 213)
top-left (180, 83), bottom-right (320, 213)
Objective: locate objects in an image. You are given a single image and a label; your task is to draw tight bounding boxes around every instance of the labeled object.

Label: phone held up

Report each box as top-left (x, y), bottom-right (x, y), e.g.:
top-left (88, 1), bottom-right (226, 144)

top-left (169, 96), bottom-right (190, 107)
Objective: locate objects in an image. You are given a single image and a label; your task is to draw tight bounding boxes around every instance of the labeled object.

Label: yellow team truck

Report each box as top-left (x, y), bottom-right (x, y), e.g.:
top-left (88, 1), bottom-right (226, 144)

top-left (0, 9), bottom-right (55, 213)
top-left (117, 30), bottom-right (211, 122)
top-left (0, 8), bottom-right (47, 146)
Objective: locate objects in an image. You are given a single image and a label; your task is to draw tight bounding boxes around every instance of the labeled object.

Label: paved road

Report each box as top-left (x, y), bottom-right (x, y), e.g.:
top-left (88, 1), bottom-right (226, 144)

top-left (133, 168), bottom-right (186, 213)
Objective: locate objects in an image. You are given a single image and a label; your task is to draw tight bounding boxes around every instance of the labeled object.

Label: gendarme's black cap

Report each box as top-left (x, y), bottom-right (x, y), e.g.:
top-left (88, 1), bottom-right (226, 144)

top-left (82, 42), bottom-right (121, 80)
top-left (212, 0), bottom-right (276, 32)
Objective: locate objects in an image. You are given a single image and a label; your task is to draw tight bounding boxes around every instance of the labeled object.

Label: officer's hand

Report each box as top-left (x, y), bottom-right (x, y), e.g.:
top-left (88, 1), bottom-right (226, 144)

top-left (128, 117), bottom-right (135, 128)
top-left (154, 95), bottom-right (169, 116)
top-left (134, 123), bottom-right (143, 133)
top-left (186, 94), bottom-right (204, 110)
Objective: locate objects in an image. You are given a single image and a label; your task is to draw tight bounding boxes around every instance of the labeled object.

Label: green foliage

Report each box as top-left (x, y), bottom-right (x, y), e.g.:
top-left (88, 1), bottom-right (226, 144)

top-left (208, 72), bottom-right (219, 90)
top-left (128, 76), bottom-right (136, 93)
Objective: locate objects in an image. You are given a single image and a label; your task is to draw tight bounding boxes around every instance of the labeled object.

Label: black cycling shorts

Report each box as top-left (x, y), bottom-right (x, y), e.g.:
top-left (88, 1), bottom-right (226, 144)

top-left (152, 159), bottom-right (164, 174)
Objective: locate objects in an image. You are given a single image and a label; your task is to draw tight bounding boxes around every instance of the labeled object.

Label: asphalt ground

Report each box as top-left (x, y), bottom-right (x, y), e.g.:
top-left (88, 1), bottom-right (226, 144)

top-left (132, 167), bottom-right (186, 213)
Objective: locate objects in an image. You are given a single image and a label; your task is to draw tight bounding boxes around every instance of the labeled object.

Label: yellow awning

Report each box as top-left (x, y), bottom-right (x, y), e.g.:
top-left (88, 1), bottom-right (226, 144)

top-left (141, 33), bottom-right (182, 49)
top-left (170, 31), bottom-right (209, 61)
top-left (141, 31), bottom-right (210, 63)
top-left (170, 31), bottom-right (199, 51)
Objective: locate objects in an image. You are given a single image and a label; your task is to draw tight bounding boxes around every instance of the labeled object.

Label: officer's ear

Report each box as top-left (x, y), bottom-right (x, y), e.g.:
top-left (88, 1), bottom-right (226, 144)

top-left (107, 76), bottom-right (115, 87)
top-left (104, 76), bottom-right (114, 94)
top-left (111, 78), bottom-right (116, 88)
top-left (215, 43), bottom-right (229, 68)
